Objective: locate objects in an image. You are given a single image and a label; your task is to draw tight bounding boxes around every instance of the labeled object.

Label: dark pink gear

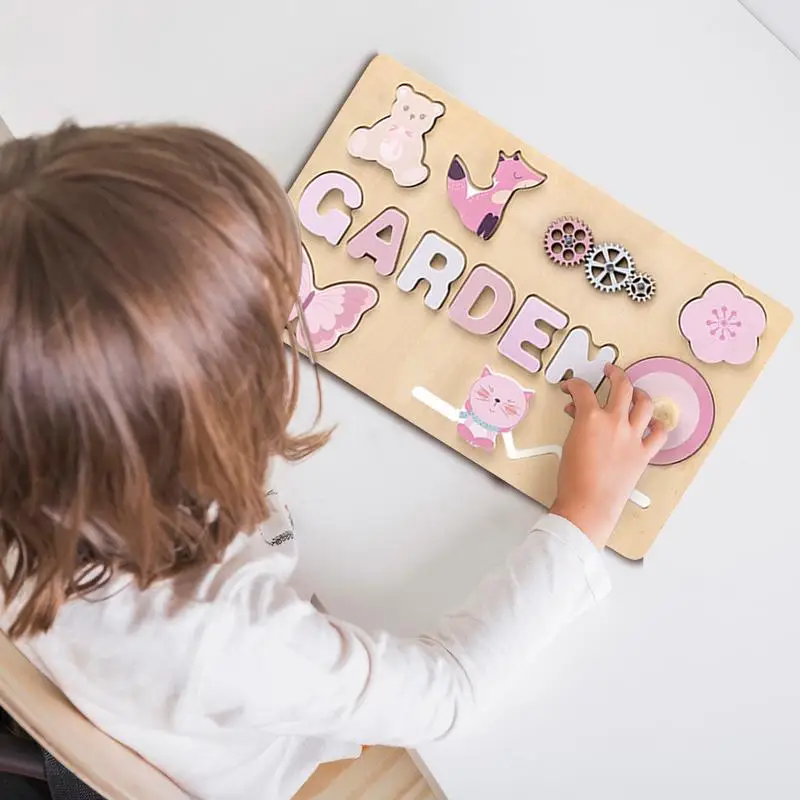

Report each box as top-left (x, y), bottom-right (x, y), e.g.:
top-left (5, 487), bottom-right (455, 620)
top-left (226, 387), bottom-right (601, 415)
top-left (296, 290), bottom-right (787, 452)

top-left (544, 216), bottom-right (594, 267)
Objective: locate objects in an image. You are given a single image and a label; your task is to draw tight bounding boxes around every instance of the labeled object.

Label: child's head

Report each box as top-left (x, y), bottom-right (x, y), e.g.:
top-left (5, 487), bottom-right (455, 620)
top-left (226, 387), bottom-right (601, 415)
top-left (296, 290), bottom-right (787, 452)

top-left (0, 123), bottom-right (323, 637)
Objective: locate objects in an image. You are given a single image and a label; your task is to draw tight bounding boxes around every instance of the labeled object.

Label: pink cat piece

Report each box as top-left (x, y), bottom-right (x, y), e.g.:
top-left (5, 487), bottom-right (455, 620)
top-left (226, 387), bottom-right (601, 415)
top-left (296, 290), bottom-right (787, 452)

top-left (447, 150), bottom-right (548, 240)
top-left (457, 366), bottom-right (535, 451)
top-left (288, 246), bottom-right (378, 352)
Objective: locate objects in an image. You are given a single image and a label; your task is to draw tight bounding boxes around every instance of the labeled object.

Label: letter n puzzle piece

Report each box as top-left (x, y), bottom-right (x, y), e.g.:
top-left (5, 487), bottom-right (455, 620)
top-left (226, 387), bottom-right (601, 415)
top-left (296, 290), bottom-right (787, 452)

top-left (544, 327), bottom-right (619, 390)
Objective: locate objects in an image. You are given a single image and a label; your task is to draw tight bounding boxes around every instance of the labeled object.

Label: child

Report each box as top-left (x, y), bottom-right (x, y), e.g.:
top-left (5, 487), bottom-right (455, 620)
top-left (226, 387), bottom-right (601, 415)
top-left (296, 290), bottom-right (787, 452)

top-left (0, 124), bottom-right (666, 800)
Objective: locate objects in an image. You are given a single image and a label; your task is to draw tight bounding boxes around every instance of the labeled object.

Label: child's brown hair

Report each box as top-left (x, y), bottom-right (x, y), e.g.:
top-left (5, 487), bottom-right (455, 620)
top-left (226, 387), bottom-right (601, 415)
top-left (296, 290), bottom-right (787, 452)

top-left (0, 123), bottom-right (325, 638)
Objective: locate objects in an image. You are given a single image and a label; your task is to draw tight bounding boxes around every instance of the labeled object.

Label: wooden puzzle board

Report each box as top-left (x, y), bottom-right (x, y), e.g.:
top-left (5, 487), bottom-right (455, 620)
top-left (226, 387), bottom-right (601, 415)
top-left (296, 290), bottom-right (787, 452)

top-left (288, 55), bottom-right (793, 559)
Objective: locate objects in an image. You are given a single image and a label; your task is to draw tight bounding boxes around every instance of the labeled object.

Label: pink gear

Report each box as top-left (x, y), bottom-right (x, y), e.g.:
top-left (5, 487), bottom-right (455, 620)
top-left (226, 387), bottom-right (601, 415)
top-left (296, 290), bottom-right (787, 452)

top-left (544, 216), bottom-right (594, 267)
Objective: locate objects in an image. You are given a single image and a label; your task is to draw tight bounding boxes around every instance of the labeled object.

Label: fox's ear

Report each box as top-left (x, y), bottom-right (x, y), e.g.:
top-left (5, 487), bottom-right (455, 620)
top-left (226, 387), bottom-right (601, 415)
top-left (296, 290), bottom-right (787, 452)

top-left (513, 150), bottom-right (521, 160)
top-left (499, 151), bottom-right (507, 161)
top-left (480, 365), bottom-right (493, 378)
top-left (524, 389), bottom-right (536, 403)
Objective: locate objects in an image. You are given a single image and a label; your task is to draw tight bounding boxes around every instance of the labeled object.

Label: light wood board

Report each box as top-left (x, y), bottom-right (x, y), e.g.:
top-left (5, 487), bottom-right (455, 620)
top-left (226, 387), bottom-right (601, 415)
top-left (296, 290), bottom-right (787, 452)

top-left (294, 747), bottom-right (434, 800)
top-left (288, 55), bottom-right (793, 559)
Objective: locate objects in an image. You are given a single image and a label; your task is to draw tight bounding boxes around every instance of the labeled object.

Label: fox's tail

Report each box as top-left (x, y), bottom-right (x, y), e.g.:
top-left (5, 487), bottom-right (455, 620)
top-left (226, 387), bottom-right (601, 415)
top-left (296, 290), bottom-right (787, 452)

top-left (447, 156), bottom-right (468, 208)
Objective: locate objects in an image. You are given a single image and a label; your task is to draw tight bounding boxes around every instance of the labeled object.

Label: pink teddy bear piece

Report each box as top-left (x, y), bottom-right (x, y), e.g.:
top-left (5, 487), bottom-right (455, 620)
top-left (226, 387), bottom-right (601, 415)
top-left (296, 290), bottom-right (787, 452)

top-left (679, 281), bottom-right (767, 366)
top-left (347, 84), bottom-right (445, 188)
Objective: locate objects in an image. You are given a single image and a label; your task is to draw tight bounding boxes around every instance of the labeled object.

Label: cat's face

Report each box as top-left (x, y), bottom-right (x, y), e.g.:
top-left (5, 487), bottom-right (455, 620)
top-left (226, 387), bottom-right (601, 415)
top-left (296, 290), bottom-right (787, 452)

top-left (467, 367), bottom-right (534, 429)
top-left (391, 85), bottom-right (445, 134)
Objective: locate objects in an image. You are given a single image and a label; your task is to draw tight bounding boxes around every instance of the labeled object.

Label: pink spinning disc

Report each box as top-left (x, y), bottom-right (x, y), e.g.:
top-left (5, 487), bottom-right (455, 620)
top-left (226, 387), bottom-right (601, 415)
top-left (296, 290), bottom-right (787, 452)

top-left (625, 357), bottom-right (715, 466)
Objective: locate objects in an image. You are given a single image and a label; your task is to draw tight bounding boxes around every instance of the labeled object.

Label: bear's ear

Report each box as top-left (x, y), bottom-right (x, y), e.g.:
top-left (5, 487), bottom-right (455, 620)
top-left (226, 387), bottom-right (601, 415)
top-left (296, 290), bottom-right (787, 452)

top-left (480, 365), bottom-right (493, 378)
top-left (431, 102), bottom-right (445, 118)
top-left (396, 84), bottom-right (412, 100)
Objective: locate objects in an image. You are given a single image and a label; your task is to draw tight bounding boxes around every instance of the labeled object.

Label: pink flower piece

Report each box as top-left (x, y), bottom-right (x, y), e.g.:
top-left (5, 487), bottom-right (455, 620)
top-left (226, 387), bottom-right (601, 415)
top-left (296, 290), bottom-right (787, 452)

top-left (679, 282), bottom-right (766, 366)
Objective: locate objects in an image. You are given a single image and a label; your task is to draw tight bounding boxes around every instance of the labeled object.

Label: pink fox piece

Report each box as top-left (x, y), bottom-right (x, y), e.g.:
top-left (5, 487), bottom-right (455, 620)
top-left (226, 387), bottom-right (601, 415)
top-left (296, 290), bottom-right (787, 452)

top-left (447, 150), bottom-right (548, 240)
top-left (456, 366), bottom-right (535, 451)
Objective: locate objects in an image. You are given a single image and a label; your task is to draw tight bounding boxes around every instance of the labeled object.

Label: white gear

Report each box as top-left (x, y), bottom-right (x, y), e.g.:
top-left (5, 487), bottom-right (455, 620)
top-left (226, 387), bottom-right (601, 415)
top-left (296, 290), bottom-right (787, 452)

top-left (584, 243), bottom-right (636, 293)
top-left (626, 272), bottom-right (657, 302)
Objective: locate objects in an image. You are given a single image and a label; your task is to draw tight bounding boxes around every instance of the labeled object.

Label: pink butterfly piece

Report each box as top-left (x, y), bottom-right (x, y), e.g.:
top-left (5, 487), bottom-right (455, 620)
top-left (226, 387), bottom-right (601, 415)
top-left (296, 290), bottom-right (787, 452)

top-left (288, 246), bottom-right (379, 352)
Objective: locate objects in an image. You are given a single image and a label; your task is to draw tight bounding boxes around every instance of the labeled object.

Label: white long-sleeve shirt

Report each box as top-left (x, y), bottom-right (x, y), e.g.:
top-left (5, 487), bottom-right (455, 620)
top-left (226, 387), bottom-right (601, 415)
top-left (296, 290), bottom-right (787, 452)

top-left (1, 490), bottom-right (611, 800)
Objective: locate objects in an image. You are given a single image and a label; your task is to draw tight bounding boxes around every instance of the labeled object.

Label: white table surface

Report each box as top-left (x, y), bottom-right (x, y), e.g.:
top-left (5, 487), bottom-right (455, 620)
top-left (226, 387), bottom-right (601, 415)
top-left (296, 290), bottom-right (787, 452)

top-left (2, 2), bottom-right (799, 798)
top-left (741, 0), bottom-right (800, 56)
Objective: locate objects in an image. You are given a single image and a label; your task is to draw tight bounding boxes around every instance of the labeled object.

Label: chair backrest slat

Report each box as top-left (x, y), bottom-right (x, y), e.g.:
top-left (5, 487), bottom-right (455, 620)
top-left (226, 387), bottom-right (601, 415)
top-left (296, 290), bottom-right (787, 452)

top-left (0, 633), bottom-right (188, 800)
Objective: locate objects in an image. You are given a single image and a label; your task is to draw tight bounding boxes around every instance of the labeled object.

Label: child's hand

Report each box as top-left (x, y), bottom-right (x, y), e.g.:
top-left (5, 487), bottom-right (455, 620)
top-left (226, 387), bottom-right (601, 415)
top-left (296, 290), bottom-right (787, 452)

top-left (550, 364), bottom-right (668, 550)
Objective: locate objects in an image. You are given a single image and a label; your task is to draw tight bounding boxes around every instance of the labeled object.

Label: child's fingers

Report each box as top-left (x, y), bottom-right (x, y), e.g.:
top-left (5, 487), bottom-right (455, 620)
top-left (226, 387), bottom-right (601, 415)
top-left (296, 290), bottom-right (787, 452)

top-left (604, 363), bottom-right (633, 415)
top-left (644, 419), bottom-right (669, 456)
top-left (629, 388), bottom-right (654, 433)
top-left (561, 378), bottom-right (598, 416)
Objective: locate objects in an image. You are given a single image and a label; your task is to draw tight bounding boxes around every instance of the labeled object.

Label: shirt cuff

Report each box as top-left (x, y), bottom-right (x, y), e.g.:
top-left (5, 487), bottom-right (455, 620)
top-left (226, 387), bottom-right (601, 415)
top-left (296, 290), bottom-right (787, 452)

top-left (533, 513), bottom-right (612, 602)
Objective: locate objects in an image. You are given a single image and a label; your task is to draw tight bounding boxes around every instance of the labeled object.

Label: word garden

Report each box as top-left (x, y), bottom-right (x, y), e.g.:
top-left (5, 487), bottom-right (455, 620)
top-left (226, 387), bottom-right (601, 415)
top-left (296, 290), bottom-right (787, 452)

top-left (288, 56), bottom-right (792, 558)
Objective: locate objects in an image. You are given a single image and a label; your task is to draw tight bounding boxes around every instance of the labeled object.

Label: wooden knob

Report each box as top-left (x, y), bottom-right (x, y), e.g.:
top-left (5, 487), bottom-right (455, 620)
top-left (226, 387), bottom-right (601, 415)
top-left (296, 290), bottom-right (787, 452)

top-left (652, 397), bottom-right (680, 432)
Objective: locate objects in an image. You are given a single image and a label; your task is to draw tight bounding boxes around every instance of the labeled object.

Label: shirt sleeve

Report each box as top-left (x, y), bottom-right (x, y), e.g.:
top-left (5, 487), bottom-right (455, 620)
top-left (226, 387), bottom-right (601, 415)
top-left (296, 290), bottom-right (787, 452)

top-left (195, 513), bottom-right (611, 747)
